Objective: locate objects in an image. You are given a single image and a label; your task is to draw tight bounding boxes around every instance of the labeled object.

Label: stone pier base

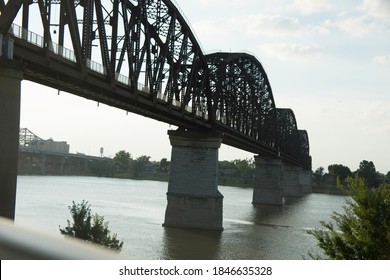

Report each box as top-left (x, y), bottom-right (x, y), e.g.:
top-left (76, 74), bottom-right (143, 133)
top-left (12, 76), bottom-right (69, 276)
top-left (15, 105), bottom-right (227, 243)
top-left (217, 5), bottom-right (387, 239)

top-left (299, 170), bottom-right (313, 194)
top-left (252, 156), bottom-right (284, 205)
top-left (164, 192), bottom-right (223, 230)
top-left (163, 129), bottom-right (223, 231)
top-left (283, 165), bottom-right (303, 197)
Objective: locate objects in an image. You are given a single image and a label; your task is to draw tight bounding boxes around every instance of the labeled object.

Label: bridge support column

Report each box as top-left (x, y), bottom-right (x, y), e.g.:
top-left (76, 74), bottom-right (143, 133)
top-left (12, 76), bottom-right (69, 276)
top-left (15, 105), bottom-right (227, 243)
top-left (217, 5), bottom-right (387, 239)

top-left (282, 165), bottom-right (303, 197)
top-left (252, 156), bottom-right (284, 205)
top-left (299, 170), bottom-right (312, 193)
top-left (163, 129), bottom-right (223, 231)
top-left (0, 60), bottom-right (23, 220)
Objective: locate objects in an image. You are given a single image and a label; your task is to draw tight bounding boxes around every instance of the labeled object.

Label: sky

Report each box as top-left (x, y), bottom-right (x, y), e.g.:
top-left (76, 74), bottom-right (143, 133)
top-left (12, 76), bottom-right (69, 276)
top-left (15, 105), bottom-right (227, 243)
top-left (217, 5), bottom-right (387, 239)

top-left (18, 0), bottom-right (390, 174)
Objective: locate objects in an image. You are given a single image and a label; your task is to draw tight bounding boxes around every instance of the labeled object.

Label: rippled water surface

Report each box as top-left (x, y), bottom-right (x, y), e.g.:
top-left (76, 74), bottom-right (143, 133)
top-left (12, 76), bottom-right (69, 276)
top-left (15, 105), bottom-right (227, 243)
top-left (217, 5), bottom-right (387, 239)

top-left (15, 176), bottom-right (345, 259)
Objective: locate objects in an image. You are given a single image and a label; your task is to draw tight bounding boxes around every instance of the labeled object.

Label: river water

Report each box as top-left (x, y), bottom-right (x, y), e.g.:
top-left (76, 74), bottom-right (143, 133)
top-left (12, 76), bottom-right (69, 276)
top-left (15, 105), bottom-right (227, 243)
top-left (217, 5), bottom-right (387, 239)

top-left (15, 176), bottom-right (345, 259)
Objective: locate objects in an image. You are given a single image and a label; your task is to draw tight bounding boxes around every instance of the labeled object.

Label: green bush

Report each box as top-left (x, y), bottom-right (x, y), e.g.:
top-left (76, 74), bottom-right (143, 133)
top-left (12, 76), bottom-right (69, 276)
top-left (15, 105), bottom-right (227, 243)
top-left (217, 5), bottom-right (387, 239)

top-left (59, 200), bottom-right (123, 251)
top-left (307, 176), bottom-right (390, 259)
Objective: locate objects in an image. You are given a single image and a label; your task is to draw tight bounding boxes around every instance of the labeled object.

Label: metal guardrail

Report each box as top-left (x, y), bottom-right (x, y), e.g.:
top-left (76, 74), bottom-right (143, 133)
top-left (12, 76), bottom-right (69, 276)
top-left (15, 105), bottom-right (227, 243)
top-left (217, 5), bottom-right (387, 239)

top-left (9, 23), bottom-right (208, 120)
top-left (0, 217), bottom-right (129, 260)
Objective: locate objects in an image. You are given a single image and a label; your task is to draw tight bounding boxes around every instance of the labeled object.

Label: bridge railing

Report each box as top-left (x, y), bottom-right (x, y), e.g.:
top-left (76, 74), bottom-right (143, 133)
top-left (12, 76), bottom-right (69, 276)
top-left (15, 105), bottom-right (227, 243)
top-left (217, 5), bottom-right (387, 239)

top-left (115, 73), bottom-right (148, 95)
top-left (0, 217), bottom-right (125, 259)
top-left (11, 23), bottom-right (44, 49)
top-left (86, 58), bottom-right (106, 75)
top-left (8, 23), bottom-right (209, 121)
top-left (50, 42), bottom-right (77, 63)
top-left (9, 23), bottom-right (147, 92)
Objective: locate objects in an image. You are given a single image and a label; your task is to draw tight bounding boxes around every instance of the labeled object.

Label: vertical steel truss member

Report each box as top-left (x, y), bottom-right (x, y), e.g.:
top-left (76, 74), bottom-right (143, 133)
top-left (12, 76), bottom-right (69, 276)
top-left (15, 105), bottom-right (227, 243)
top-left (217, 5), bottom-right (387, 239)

top-left (298, 130), bottom-right (311, 170)
top-left (276, 108), bottom-right (301, 164)
top-left (206, 52), bottom-right (278, 149)
top-left (0, 0), bottom-right (311, 169)
top-left (19, 128), bottom-right (43, 147)
top-left (1, 0), bottom-right (210, 113)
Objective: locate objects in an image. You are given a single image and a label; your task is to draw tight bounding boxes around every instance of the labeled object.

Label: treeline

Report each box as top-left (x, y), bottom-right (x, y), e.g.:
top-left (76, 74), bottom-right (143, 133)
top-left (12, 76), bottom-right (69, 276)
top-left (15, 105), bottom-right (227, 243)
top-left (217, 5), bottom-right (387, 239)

top-left (89, 150), bottom-right (255, 187)
top-left (313, 160), bottom-right (390, 189)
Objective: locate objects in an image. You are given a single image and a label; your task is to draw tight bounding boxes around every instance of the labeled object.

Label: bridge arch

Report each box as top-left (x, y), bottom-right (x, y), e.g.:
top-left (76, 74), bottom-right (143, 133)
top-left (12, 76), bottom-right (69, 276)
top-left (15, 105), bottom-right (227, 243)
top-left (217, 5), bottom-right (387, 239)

top-left (205, 52), bottom-right (278, 149)
top-left (2, 0), bottom-right (211, 125)
top-left (1, 0), bottom-right (314, 228)
top-left (298, 129), bottom-right (311, 169)
top-left (276, 108), bottom-right (299, 160)
top-left (1, 0), bottom-right (311, 168)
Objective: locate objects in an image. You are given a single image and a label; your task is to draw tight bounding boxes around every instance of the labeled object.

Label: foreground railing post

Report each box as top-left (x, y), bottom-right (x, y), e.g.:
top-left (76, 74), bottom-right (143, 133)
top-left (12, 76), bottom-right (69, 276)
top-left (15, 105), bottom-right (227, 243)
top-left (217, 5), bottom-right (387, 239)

top-left (0, 59), bottom-right (23, 220)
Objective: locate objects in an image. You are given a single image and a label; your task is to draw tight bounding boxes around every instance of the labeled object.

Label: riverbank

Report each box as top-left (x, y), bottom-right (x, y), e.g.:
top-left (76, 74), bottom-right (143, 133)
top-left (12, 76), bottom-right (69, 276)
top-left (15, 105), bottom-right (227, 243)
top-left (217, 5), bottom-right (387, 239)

top-left (111, 172), bottom-right (254, 188)
top-left (19, 170), bottom-right (344, 194)
top-left (312, 184), bottom-right (345, 195)
top-left (22, 173), bottom-right (346, 197)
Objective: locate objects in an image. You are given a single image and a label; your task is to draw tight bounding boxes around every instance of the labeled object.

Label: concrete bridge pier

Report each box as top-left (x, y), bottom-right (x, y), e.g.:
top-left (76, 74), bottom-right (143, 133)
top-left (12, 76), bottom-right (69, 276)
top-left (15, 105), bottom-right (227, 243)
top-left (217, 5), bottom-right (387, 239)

top-left (0, 60), bottom-right (23, 220)
top-left (282, 165), bottom-right (303, 197)
top-left (163, 129), bottom-right (223, 231)
top-left (252, 156), bottom-right (284, 205)
top-left (299, 170), bottom-right (313, 194)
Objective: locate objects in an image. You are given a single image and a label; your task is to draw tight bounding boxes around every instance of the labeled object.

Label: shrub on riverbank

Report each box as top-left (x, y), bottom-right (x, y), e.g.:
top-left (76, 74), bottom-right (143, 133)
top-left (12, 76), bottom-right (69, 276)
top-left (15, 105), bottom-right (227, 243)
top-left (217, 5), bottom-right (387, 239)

top-left (307, 176), bottom-right (390, 259)
top-left (59, 200), bottom-right (123, 251)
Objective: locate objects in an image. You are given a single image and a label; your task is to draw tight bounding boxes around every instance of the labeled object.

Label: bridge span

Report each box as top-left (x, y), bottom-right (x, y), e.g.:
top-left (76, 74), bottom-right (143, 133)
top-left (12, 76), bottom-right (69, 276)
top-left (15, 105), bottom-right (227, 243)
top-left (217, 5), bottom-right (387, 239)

top-left (0, 0), bottom-right (311, 230)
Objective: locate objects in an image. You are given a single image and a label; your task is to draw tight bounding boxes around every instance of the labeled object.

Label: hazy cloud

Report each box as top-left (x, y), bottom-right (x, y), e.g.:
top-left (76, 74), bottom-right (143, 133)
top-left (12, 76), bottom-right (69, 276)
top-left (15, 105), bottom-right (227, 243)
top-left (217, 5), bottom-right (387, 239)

top-left (258, 43), bottom-right (324, 62)
top-left (361, 101), bottom-right (390, 135)
top-left (229, 14), bottom-right (329, 37)
top-left (321, 0), bottom-right (390, 37)
top-left (288, 0), bottom-right (330, 15)
top-left (373, 55), bottom-right (390, 65)
top-left (359, 0), bottom-right (390, 23)
top-left (197, 0), bottom-right (258, 7)
top-left (191, 20), bottom-right (231, 51)
top-left (323, 15), bottom-right (379, 37)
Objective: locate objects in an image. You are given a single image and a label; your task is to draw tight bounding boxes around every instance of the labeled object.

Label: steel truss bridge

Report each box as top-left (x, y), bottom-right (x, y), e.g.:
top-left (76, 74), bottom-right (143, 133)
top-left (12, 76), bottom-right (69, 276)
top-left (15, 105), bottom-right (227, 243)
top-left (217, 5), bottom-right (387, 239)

top-left (0, 0), bottom-right (311, 169)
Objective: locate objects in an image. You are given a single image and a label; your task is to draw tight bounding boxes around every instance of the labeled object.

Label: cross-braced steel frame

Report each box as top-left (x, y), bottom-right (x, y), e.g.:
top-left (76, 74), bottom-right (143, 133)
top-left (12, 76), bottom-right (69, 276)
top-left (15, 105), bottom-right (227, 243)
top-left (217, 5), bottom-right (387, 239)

top-left (0, 0), bottom-right (311, 169)
top-left (206, 52), bottom-right (278, 150)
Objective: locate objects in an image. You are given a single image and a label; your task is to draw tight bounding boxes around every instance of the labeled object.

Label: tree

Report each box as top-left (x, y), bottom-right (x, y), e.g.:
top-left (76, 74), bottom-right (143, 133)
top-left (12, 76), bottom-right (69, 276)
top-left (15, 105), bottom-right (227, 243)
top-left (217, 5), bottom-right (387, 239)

top-left (218, 160), bottom-right (238, 177)
top-left (219, 160), bottom-right (236, 170)
top-left (313, 167), bottom-right (325, 184)
top-left (315, 166), bottom-right (324, 176)
top-left (159, 158), bottom-right (170, 173)
top-left (114, 150), bottom-right (132, 172)
top-left (59, 200), bottom-right (123, 251)
top-left (328, 164), bottom-right (352, 183)
top-left (307, 176), bottom-right (390, 259)
top-left (89, 160), bottom-right (114, 177)
top-left (233, 158), bottom-right (254, 178)
top-left (132, 155), bottom-right (151, 177)
top-left (357, 160), bottom-right (377, 187)
top-left (387, 171), bottom-right (390, 178)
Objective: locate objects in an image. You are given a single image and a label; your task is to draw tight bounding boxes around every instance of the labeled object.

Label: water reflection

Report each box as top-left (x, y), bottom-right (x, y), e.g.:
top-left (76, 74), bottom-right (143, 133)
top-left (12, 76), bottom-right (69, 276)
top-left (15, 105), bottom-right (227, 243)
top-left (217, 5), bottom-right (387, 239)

top-left (162, 227), bottom-right (222, 259)
top-left (249, 196), bottom-right (305, 228)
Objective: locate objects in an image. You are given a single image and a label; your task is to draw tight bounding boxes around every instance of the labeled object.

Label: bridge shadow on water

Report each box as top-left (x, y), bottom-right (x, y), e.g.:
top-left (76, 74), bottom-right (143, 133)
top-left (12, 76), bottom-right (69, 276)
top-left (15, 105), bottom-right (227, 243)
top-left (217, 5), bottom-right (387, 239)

top-left (161, 227), bottom-right (222, 260)
top-left (160, 196), bottom-right (314, 260)
top-left (250, 196), bottom-right (305, 228)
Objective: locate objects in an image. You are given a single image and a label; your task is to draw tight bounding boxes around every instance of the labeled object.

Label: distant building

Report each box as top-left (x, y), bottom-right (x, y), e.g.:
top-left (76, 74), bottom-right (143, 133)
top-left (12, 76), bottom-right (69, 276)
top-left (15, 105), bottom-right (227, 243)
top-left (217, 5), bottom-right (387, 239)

top-left (19, 128), bottom-right (70, 154)
top-left (18, 128), bottom-right (111, 176)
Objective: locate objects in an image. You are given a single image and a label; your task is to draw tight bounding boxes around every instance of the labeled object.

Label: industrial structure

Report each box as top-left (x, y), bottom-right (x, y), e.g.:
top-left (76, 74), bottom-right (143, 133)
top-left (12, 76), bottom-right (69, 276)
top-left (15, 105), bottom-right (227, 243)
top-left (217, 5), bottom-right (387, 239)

top-left (18, 128), bottom-right (111, 176)
top-left (1, 0), bottom-right (312, 230)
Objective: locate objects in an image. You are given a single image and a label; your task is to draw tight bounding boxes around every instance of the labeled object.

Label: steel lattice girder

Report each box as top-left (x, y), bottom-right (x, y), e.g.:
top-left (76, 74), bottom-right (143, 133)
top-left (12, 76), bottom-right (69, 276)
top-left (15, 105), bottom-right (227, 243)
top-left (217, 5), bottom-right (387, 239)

top-left (205, 52), bottom-right (278, 150)
top-left (298, 130), bottom-right (311, 169)
top-left (2, 0), bottom-right (210, 115)
top-left (0, 0), bottom-right (311, 168)
top-left (276, 108), bottom-right (299, 160)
